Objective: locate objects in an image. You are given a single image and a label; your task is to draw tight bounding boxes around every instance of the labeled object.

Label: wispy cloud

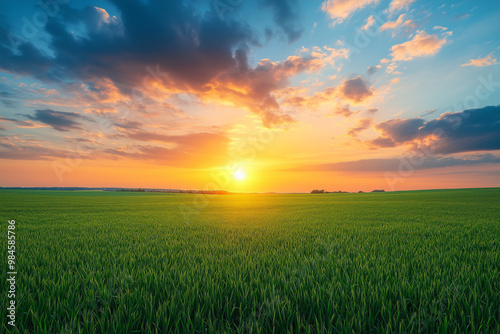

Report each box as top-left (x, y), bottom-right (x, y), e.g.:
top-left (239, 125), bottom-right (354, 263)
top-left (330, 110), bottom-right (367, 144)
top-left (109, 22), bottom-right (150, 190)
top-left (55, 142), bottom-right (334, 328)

top-left (322, 0), bottom-right (380, 24)
top-left (347, 118), bottom-right (373, 136)
top-left (23, 109), bottom-right (88, 132)
top-left (379, 14), bottom-right (415, 31)
top-left (361, 15), bottom-right (376, 30)
top-left (461, 54), bottom-right (498, 67)
top-left (390, 30), bottom-right (450, 61)
top-left (387, 0), bottom-right (416, 13)
top-left (282, 75), bottom-right (373, 111)
top-left (288, 154), bottom-right (500, 172)
top-left (334, 104), bottom-right (359, 118)
top-left (0, 115), bottom-right (45, 129)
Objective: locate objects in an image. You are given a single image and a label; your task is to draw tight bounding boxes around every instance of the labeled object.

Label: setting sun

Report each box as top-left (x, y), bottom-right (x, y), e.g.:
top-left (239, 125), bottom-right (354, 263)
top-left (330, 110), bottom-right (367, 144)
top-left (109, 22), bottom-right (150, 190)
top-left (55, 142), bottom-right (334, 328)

top-left (234, 169), bottom-right (246, 181)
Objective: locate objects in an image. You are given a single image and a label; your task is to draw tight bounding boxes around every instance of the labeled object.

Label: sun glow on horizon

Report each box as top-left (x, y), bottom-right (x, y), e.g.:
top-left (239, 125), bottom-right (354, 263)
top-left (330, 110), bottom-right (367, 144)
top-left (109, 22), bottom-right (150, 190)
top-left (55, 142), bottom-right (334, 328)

top-left (234, 168), bottom-right (246, 181)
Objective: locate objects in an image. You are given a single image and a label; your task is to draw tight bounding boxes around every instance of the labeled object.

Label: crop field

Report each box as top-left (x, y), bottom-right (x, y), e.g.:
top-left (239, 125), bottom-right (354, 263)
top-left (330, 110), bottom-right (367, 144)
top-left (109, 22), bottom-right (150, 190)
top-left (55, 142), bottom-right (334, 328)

top-left (1, 188), bottom-right (499, 333)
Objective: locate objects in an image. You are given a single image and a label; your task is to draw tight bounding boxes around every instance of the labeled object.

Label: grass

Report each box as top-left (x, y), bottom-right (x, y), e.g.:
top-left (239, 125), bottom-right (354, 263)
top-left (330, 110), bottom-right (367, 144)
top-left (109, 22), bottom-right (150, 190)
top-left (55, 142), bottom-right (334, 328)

top-left (1, 188), bottom-right (499, 333)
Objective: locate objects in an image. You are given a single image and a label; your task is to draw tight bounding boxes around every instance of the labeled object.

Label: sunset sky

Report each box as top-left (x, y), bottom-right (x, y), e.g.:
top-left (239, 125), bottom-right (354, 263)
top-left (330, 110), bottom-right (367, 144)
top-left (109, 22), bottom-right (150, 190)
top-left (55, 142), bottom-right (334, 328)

top-left (0, 0), bottom-right (499, 192)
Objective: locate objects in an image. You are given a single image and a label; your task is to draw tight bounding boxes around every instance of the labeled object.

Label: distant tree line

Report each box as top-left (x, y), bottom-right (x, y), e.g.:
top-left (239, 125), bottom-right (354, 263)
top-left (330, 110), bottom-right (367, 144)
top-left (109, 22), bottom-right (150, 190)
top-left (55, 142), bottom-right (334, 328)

top-left (117, 189), bottom-right (231, 194)
top-left (119, 188), bottom-right (146, 192)
top-left (311, 189), bottom-right (385, 194)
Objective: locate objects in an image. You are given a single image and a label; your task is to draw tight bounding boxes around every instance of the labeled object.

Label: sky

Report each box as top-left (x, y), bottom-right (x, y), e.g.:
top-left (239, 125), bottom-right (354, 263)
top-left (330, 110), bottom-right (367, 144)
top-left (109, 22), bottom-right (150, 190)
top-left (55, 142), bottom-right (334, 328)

top-left (0, 0), bottom-right (499, 193)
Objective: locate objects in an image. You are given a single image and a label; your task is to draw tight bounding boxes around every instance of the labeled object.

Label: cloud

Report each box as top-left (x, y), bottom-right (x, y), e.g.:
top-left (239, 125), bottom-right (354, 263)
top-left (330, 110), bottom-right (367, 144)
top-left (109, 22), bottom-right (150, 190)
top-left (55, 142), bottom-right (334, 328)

top-left (261, 0), bottom-right (304, 43)
top-left (281, 75), bottom-right (372, 111)
top-left (23, 109), bottom-right (87, 132)
top-left (433, 26), bottom-right (447, 32)
top-left (81, 6), bottom-right (124, 37)
top-left (0, 144), bottom-right (69, 160)
top-left (453, 13), bottom-right (471, 21)
top-left (368, 105), bottom-right (500, 154)
top-left (334, 104), bottom-right (359, 118)
top-left (387, 0), bottom-right (416, 13)
top-left (361, 15), bottom-right (375, 30)
top-left (390, 30), bottom-right (450, 61)
top-left (338, 76), bottom-right (373, 103)
top-left (369, 136), bottom-right (395, 147)
top-left (1, 99), bottom-right (16, 108)
top-left (289, 154), bottom-right (500, 172)
top-left (113, 119), bottom-right (143, 131)
top-left (322, 0), bottom-right (380, 24)
top-left (0, 2), bottom-right (335, 128)
top-left (0, 91), bottom-right (16, 108)
top-left (461, 55), bottom-right (498, 67)
top-left (0, 135), bottom-right (72, 160)
top-left (347, 118), bottom-right (373, 136)
top-left (0, 115), bottom-right (45, 129)
top-left (281, 86), bottom-right (336, 109)
top-left (214, 46), bottom-right (348, 126)
top-left (379, 14), bottom-right (415, 31)
top-left (367, 65), bottom-right (381, 75)
top-left (376, 117), bottom-right (425, 142)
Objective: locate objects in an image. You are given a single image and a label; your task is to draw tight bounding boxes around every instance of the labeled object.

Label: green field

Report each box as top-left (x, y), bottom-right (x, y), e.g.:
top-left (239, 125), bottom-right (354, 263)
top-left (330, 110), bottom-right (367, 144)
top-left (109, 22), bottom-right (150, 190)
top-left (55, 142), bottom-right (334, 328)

top-left (1, 188), bottom-right (499, 333)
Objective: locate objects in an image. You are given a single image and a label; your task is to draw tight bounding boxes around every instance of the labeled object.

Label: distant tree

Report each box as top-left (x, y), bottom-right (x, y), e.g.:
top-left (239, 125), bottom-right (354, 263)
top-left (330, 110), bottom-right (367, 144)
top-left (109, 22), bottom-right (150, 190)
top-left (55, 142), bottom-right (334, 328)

top-left (311, 189), bottom-right (325, 194)
top-left (358, 191), bottom-right (364, 193)
top-left (371, 189), bottom-right (385, 192)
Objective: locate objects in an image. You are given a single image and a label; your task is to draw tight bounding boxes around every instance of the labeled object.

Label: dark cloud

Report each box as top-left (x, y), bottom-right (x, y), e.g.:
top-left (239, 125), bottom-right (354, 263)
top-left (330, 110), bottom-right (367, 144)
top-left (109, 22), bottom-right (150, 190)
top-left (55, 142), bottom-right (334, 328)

top-left (376, 118), bottom-right (425, 143)
top-left (367, 66), bottom-right (379, 75)
top-left (0, 82), bottom-right (18, 109)
top-left (23, 109), bottom-right (86, 131)
top-left (339, 76), bottom-right (373, 103)
top-left (34, 2), bottom-right (256, 87)
top-left (289, 154), bottom-right (500, 172)
top-left (261, 0), bottom-right (304, 43)
top-left (0, 16), bottom-right (53, 81)
top-left (368, 105), bottom-right (500, 154)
